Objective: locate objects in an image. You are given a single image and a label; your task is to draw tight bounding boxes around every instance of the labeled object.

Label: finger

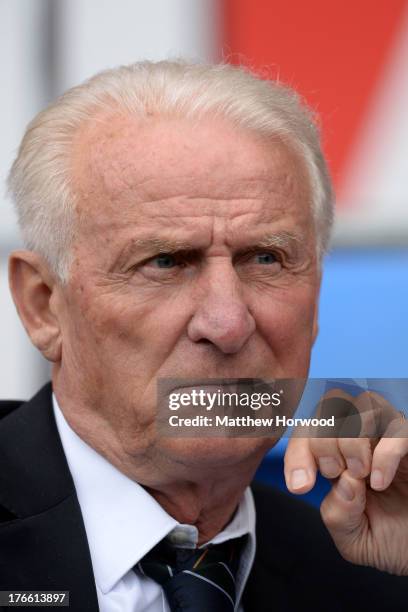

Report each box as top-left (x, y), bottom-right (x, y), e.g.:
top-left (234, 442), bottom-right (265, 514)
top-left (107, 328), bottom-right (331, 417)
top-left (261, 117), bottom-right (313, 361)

top-left (364, 391), bottom-right (403, 437)
top-left (315, 389), bottom-right (386, 439)
top-left (320, 471), bottom-right (367, 562)
top-left (309, 437), bottom-right (345, 478)
top-left (284, 436), bottom-right (317, 494)
top-left (338, 437), bottom-right (372, 479)
top-left (353, 391), bottom-right (381, 438)
top-left (370, 419), bottom-right (408, 490)
top-left (314, 388), bottom-right (365, 437)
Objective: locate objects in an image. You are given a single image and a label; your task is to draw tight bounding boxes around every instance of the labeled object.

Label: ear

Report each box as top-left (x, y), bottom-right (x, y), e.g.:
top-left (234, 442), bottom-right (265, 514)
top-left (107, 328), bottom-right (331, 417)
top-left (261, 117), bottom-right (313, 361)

top-left (8, 250), bottom-right (62, 362)
top-left (312, 271), bottom-right (322, 345)
top-left (312, 307), bottom-right (319, 345)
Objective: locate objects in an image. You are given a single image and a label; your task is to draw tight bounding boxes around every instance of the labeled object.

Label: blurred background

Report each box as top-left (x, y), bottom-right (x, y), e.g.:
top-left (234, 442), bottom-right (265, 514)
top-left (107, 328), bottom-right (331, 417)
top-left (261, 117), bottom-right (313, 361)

top-left (1, 0), bottom-right (407, 500)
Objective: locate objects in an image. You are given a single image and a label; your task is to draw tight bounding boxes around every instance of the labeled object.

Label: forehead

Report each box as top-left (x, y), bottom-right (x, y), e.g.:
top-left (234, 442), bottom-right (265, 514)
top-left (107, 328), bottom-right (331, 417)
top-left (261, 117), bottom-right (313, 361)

top-left (73, 112), bottom-right (309, 196)
top-left (71, 112), bottom-right (312, 233)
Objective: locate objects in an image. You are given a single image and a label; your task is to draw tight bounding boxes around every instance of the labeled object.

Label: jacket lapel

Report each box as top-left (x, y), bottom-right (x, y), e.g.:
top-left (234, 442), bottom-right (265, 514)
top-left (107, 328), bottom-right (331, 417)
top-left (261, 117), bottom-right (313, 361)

top-left (0, 384), bottom-right (99, 611)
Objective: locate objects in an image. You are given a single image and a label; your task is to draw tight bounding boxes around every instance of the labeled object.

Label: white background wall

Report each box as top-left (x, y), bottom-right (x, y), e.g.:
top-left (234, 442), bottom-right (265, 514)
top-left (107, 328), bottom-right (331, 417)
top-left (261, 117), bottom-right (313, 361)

top-left (0, 0), bottom-right (218, 399)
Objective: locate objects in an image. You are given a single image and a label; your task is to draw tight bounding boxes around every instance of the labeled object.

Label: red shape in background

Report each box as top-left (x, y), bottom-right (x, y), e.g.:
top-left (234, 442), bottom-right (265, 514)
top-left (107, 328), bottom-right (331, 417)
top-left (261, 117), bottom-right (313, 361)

top-left (222, 0), bottom-right (406, 202)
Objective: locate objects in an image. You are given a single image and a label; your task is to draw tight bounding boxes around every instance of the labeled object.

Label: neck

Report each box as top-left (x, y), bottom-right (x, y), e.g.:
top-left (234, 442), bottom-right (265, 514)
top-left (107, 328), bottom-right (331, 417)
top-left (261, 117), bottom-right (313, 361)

top-left (144, 470), bottom-right (254, 544)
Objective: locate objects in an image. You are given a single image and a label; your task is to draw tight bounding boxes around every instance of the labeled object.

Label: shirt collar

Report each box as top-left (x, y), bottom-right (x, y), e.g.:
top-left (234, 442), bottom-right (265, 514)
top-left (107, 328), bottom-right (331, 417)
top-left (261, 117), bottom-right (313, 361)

top-left (52, 394), bottom-right (255, 598)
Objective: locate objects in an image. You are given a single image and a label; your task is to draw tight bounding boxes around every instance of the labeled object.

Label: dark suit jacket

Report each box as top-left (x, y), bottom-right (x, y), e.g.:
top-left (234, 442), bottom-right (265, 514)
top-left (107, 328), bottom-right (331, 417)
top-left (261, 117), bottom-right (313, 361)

top-left (1, 384), bottom-right (407, 611)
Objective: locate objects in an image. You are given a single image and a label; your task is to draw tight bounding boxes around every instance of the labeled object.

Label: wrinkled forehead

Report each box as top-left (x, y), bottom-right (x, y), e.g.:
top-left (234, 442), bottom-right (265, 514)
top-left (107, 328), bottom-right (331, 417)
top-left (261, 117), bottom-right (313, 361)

top-left (71, 113), bottom-right (311, 211)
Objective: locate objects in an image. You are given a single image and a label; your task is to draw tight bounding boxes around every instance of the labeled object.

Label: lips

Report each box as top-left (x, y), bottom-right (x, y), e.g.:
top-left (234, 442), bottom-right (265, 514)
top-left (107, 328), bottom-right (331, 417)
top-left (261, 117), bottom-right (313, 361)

top-left (159, 377), bottom-right (274, 395)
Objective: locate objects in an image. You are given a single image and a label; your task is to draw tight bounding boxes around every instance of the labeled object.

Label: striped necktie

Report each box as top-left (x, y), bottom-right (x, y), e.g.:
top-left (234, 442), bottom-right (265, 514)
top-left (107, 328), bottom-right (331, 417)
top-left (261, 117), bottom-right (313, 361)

top-left (135, 535), bottom-right (247, 611)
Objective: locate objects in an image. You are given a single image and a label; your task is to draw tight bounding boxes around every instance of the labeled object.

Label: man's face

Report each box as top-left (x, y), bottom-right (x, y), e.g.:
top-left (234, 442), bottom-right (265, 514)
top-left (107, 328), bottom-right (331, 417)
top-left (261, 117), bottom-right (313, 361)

top-left (55, 114), bottom-right (320, 473)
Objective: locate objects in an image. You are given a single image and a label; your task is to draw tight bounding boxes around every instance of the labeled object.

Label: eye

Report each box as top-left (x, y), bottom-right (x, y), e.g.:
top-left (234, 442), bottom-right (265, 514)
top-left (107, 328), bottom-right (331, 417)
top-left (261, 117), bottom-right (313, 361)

top-left (150, 253), bottom-right (179, 268)
top-left (131, 250), bottom-right (195, 280)
top-left (253, 252), bottom-right (278, 264)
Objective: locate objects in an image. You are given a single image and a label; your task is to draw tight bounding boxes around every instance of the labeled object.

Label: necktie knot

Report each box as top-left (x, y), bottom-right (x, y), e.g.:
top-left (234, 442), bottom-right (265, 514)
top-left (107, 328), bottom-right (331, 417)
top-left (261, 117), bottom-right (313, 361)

top-left (136, 535), bottom-right (247, 611)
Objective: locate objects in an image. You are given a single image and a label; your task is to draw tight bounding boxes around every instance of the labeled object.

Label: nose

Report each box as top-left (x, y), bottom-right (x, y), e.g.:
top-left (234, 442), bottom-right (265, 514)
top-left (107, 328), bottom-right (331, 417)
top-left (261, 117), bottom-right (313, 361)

top-left (187, 266), bottom-right (256, 354)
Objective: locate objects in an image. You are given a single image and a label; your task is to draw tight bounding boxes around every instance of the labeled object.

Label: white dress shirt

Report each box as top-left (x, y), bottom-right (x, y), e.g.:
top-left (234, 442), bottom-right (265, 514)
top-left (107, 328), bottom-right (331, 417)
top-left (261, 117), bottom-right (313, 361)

top-left (53, 396), bottom-right (256, 611)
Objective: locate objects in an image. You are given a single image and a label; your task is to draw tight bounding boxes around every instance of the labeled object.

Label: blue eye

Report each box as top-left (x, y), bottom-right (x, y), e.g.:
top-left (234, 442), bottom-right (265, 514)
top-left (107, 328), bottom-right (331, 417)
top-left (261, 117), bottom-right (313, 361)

top-left (255, 252), bottom-right (277, 264)
top-left (152, 254), bottom-right (177, 268)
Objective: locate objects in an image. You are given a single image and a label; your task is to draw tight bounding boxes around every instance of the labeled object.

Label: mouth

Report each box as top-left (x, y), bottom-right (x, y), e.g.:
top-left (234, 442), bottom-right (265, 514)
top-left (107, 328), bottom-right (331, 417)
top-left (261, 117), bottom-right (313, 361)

top-left (160, 377), bottom-right (274, 394)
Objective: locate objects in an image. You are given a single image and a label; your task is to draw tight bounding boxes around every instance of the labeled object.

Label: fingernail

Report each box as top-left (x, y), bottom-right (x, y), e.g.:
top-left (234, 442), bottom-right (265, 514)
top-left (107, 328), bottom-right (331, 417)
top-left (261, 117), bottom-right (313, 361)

top-left (291, 469), bottom-right (309, 490)
top-left (319, 456), bottom-right (340, 478)
top-left (371, 469), bottom-right (384, 489)
top-left (346, 457), bottom-right (364, 477)
top-left (337, 478), bottom-right (355, 501)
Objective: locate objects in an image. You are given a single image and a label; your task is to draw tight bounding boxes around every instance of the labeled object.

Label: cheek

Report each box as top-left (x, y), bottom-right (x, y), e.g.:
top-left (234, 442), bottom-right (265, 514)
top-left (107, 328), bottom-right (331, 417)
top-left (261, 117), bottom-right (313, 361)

top-left (70, 288), bottom-right (191, 364)
top-left (254, 286), bottom-right (318, 352)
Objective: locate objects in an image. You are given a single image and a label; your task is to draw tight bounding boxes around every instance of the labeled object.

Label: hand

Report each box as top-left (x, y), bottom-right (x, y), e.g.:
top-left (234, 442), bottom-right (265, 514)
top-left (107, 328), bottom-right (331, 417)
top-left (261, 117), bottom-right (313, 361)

top-left (284, 389), bottom-right (408, 575)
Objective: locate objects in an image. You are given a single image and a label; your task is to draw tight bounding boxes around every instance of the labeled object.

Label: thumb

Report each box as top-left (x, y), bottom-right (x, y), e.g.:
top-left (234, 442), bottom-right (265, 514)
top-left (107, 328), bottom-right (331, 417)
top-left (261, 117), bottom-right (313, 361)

top-left (320, 470), bottom-right (367, 563)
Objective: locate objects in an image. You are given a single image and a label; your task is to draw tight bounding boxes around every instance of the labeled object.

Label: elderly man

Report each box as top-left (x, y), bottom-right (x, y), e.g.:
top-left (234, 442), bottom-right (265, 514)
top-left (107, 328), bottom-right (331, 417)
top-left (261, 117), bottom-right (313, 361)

top-left (1, 60), bottom-right (407, 611)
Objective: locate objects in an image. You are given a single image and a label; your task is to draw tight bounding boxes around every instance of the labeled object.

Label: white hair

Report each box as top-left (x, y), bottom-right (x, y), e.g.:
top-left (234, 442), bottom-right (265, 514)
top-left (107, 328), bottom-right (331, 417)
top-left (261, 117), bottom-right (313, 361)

top-left (7, 60), bottom-right (334, 282)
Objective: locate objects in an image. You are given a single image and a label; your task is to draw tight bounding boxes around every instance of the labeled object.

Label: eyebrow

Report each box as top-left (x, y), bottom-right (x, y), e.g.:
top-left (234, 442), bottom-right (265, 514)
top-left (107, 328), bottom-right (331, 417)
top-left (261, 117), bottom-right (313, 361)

top-left (252, 232), bottom-right (302, 250)
top-left (113, 238), bottom-right (195, 270)
top-left (121, 237), bottom-right (195, 256)
top-left (114, 231), bottom-right (304, 269)
top-left (123, 232), bottom-right (301, 252)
